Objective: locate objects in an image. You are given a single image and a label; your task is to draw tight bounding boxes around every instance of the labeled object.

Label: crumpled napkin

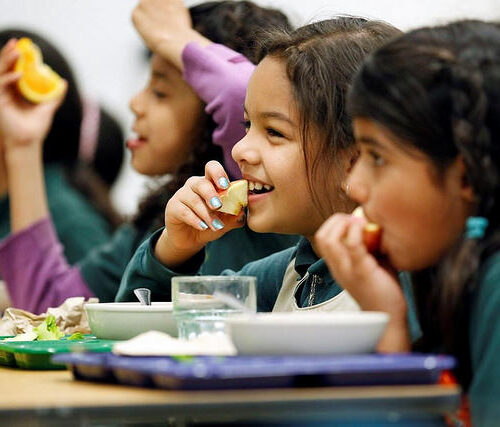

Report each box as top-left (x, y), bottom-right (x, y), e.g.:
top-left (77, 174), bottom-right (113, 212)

top-left (113, 330), bottom-right (237, 356)
top-left (0, 297), bottom-right (98, 336)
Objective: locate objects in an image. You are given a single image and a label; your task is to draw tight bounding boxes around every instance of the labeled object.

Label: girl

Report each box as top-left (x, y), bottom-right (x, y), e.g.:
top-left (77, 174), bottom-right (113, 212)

top-left (116, 18), bottom-right (402, 311)
top-left (0, 0), bottom-right (297, 314)
top-left (315, 20), bottom-right (500, 425)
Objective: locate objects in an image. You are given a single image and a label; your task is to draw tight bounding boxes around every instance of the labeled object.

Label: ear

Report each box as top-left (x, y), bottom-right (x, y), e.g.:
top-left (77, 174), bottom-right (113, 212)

top-left (456, 156), bottom-right (475, 203)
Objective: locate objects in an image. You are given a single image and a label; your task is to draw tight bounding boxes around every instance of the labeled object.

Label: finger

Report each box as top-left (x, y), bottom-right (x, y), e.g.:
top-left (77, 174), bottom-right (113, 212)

top-left (0, 39), bottom-right (18, 58)
top-left (205, 160), bottom-right (230, 190)
top-left (0, 71), bottom-right (21, 88)
top-left (175, 201), bottom-right (213, 231)
top-left (0, 48), bottom-right (20, 75)
top-left (315, 214), bottom-right (353, 274)
top-left (188, 176), bottom-right (224, 212)
top-left (178, 186), bottom-right (225, 231)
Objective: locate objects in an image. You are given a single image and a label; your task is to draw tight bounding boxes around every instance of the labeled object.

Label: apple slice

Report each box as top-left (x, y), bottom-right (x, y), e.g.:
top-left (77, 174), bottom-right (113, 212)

top-left (218, 179), bottom-right (248, 215)
top-left (352, 206), bottom-right (382, 254)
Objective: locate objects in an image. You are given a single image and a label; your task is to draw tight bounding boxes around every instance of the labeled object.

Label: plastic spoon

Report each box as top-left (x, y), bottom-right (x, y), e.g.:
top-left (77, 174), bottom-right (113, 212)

top-left (134, 288), bottom-right (151, 306)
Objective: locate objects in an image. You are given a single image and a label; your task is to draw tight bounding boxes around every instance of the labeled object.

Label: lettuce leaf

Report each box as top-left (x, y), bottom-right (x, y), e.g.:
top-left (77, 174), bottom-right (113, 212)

top-left (33, 315), bottom-right (64, 340)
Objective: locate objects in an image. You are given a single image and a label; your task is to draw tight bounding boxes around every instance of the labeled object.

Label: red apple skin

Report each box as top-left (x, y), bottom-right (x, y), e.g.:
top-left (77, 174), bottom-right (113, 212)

top-left (363, 224), bottom-right (382, 254)
top-left (352, 207), bottom-right (382, 254)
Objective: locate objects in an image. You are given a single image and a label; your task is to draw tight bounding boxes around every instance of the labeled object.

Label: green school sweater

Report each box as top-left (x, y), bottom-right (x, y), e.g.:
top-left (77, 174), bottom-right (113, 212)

top-left (469, 250), bottom-right (500, 425)
top-left (81, 224), bottom-right (299, 304)
top-left (0, 164), bottom-right (111, 264)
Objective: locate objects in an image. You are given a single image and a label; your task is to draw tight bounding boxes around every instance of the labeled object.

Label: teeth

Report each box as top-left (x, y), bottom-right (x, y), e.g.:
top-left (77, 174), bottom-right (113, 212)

top-left (248, 182), bottom-right (255, 191)
top-left (254, 182), bottom-right (263, 191)
top-left (263, 184), bottom-right (271, 190)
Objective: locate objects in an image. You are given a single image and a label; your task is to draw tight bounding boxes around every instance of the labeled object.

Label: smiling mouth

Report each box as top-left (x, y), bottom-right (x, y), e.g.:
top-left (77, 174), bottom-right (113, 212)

top-left (248, 181), bottom-right (274, 195)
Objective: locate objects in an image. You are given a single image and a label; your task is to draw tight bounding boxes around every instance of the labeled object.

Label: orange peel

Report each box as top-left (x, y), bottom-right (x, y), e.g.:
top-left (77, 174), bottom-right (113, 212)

top-left (14, 38), bottom-right (64, 103)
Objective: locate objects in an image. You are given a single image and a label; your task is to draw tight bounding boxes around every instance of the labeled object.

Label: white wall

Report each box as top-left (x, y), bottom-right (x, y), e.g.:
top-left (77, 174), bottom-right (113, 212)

top-left (2, 0), bottom-right (499, 215)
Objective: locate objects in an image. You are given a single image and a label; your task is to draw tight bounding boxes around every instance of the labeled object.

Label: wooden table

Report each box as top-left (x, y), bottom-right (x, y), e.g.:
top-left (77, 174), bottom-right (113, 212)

top-left (0, 366), bottom-right (460, 426)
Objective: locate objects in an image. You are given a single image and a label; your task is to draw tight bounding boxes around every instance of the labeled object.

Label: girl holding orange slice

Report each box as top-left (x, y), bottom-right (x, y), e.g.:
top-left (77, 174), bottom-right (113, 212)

top-left (0, 0), bottom-right (297, 313)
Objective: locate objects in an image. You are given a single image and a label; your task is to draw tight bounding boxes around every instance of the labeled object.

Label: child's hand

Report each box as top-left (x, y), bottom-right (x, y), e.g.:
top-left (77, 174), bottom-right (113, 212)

top-left (132, 0), bottom-right (208, 65)
top-left (315, 213), bottom-right (406, 315)
top-left (315, 214), bottom-right (411, 352)
top-left (155, 161), bottom-right (245, 267)
top-left (0, 39), bottom-right (66, 151)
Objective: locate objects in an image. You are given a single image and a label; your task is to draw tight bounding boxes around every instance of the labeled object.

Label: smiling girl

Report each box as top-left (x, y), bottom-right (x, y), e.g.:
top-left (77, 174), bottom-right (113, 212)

top-left (116, 18), bottom-right (402, 310)
top-left (0, 0), bottom-right (297, 313)
top-left (315, 20), bottom-right (500, 424)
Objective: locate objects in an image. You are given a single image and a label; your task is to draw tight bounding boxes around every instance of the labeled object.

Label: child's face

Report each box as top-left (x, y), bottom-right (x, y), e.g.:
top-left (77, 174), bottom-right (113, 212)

top-left (128, 54), bottom-right (205, 176)
top-left (346, 117), bottom-right (474, 271)
top-left (231, 57), bottom-right (326, 238)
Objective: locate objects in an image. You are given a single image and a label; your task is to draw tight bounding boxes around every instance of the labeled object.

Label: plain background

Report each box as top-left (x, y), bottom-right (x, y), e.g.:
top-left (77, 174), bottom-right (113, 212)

top-left (2, 0), bottom-right (499, 215)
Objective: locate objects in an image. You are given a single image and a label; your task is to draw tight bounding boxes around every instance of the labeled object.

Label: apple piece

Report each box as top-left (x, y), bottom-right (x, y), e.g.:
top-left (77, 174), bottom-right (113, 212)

top-left (218, 179), bottom-right (248, 215)
top-left (352, 207), bottom-right (382, 253)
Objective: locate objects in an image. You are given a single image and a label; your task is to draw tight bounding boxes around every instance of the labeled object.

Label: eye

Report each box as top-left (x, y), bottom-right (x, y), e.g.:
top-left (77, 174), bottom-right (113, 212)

top-left (266, 127), bottom-right (284, 138)
top-left (153, 90), bottom-right (167, 99)
top-left (242, 120), bottom-right (251, 132)
top-left (369, 150), bottom-right (386, 167)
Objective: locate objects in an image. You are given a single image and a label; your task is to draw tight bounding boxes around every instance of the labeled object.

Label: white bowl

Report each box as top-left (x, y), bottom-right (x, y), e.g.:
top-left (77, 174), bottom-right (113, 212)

top-left (85, 302), bottom-right (177, 340)
top-left (225, 311), bottom-right (389, 355)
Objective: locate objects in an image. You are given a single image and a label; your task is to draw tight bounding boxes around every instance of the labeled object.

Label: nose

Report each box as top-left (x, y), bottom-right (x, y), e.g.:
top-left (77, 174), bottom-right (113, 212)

top-left (129, 89), bottom-right (145, 117)
top-left (231, 132), bottom-right (260, 167)
top-left (345, 161), bottom-right (369, 205)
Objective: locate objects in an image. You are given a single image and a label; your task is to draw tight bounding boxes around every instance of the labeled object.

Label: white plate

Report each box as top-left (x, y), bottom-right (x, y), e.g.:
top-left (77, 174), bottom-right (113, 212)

top-left (225, 311), bottom-right (389, 355)
top-left (85, 302), bottom-right (177, 340)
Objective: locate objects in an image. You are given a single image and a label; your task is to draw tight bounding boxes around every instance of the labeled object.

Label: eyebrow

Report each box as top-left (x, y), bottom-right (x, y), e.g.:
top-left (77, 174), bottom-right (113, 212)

top-left (356, 136), bottom-right (385, 148)
top-left (152, 71), bottom-right (168, 81)
top-left (243, 106), bottom-right (295, 126)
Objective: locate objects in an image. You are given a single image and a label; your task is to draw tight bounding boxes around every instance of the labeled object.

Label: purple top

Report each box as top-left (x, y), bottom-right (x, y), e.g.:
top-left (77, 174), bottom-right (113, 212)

top-left (0, 43), bottom-right (255, 314)
top-left (183, 42), bottom-right (254, 179)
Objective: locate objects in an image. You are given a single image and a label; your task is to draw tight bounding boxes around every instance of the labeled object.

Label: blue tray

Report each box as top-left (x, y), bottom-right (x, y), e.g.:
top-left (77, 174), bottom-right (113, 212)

top-left (53, 353), bottom-right (456, 390)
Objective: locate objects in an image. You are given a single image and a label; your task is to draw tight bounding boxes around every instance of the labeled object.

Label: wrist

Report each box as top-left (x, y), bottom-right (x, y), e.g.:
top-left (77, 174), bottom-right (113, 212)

top-left (154, 228), bottom-right (204, 267)
top-left (154, 30), bottom-right (210, 70)
top-left (5, 142), bottom-right (43, 169)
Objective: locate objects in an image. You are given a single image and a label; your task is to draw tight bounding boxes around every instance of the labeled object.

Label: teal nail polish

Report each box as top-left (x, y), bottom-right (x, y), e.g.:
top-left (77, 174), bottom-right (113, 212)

top-left (218, 177), bottom-right (229, 189)
top-left (212, 219), bottom-right (224, 230)
top-left (199, 221), bottom-right (209, 230)
top-left (210, 196), bottom-right (222, 209)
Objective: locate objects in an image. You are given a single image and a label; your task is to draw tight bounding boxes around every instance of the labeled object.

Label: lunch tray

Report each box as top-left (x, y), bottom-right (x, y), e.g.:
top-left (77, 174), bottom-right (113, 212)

top-left (0, 335), bottom-right (116, 370)
top-left (53, 353), bottom-right (456, 390)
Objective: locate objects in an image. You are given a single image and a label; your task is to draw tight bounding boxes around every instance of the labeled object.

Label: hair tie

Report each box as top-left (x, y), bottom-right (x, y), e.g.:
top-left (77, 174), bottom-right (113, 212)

top-left (79, 97), bottom-right (100, 164)
top-left (465, 216), bottom-right (488, 239)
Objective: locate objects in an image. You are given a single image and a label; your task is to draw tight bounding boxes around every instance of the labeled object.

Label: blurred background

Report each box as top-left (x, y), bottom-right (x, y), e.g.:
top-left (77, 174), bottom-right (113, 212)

top-left (2, 0), bottom-right (499, 216)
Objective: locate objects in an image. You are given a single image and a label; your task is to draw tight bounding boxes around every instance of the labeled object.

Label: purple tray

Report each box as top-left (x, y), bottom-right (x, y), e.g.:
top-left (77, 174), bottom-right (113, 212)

top-left (53, 353), bottom-right (455, 390)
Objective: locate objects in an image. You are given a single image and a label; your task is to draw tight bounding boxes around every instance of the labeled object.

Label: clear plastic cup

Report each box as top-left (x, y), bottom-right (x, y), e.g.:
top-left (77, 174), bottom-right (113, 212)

top-left (172, 276), bottom-right (256, 340)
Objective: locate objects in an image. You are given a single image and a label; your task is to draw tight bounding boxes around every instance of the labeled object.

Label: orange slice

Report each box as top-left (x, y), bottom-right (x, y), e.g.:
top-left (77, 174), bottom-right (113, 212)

top-left (14, 37), bottom-right (64, 103)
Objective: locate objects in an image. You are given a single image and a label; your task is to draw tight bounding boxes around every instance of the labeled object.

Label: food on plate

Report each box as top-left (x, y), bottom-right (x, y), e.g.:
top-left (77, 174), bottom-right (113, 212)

top-left (218, 179), bottom-right (248, 215)
top-left (14, 37), bottom-right (65, 103)
top-left (3, 315), bottom-right (64, 341)
top-left (352, 206), bottom-right (382, 254)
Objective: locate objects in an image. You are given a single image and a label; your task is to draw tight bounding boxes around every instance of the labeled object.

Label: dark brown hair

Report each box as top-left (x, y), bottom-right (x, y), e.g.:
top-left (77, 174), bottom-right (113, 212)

top-left (348, 20), bottom-right (500, 388)
top-left (257, 17), bottom-right (401, 218)
top-left (133, 1), bottom-right (292, 230)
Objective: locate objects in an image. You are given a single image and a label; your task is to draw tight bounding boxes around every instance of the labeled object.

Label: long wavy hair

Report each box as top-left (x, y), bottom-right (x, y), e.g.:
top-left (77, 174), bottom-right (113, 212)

top-left (348, 20), bottom-right (500, 388)
top-left (132, 1), bottom-right (292, 231)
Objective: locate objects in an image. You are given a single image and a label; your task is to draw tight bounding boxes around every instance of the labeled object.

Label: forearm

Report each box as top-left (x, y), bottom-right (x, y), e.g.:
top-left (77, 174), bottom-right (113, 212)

top-left (155, 29), bottom-right (210, 72)
top-left (376, 314), bottom-right (412, 353)
top-left (5, 141), bottom-right (48, 232)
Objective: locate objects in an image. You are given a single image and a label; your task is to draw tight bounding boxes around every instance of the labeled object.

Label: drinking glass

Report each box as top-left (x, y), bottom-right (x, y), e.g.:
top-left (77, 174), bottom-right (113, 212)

top-left (172, 276), bottom-right (256, 340)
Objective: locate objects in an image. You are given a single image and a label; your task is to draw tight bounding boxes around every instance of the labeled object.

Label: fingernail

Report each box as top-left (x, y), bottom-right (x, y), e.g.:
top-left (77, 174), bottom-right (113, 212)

top-left (212, 219), bottom-right (225, 230)
top-left (210, 196), bottom-right (222, 209)
top-left (199, 221), bottom-right (209, 230)
top-left (218, 177), bottom-right (229, 189)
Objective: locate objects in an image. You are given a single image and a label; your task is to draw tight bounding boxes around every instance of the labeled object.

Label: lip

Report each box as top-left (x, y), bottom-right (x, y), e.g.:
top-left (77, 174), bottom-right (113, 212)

top-left (126, 138), bottom-right (147, 150)
top-left (241, 173), bottom-right (272, 187)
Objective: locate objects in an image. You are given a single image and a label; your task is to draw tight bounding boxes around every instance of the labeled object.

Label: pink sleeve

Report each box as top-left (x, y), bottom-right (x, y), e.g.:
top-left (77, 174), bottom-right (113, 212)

top-left (0, 218), bottom-right (93, 314)
top-left (182, 42), bottom-right (256, 180)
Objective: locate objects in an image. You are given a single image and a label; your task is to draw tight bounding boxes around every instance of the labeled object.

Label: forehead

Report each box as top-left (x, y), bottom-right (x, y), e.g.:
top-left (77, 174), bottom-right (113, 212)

top-left (150, 54), bottom-right (183, 83)
top-left (246, 56), bottom-right (297, 115)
